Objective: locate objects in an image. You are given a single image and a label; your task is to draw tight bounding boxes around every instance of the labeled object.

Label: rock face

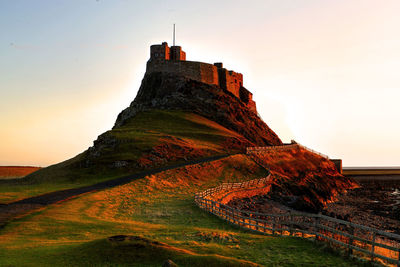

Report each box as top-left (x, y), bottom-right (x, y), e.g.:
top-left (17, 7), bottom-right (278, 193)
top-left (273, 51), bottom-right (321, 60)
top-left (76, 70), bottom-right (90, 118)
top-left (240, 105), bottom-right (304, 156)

top-left (227, 146), bottom-right (359, 213)
top-left (82, 72), bottom-right (281, 171)
top-left (24, 71), bottom-right (283, 183)
top-left (114, 72), bottom-right (282, 147)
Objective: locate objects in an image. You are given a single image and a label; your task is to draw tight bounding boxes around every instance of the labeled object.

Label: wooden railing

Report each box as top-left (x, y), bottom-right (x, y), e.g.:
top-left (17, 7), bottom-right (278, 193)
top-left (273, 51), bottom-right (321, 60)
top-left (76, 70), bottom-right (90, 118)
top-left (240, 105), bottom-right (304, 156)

top-left (246, 143), bottom-right (329, 159)
top-left (195, 178), bottom-right (400, 266)
top-left (196, 176), bottom-right (270, 201)
top-left (297, 143), bottom-right (330, 159)
top-left (246, 144), bottom-right (299, 154)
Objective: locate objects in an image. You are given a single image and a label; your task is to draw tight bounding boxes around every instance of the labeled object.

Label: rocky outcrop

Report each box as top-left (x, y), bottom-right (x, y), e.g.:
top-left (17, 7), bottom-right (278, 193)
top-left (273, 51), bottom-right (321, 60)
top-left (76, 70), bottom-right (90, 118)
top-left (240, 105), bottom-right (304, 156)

top-left (76, 72), bottom-right (282, 170)
top-left (114, 72), bottom-right (282, 147)
top-left (23, 71), bottom-right (282, 183)
top-left (227, 146), bottom-right (359, 213)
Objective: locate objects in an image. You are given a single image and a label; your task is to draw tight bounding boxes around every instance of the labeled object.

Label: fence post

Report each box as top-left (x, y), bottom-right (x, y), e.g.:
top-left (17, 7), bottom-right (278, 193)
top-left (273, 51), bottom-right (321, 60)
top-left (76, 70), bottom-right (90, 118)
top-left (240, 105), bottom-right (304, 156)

top-left (315, 216), bottom-right (320, 241)
top-left (289, 213), bottom-right (293, 236)
top-left (371, 232), bottom-right (376, 263)
top-left (195, 182), bottom-right (400, 267)
top-left (255, 216), bottom-right (259, 232)
top-left (263, 219), bottom-right (267, 233)
top-left (348, 224), bottom-right (354, 256)
top-left (397, 249), bottom-right (400, 267)
top-left (272, 216), bottom-right (276, 235)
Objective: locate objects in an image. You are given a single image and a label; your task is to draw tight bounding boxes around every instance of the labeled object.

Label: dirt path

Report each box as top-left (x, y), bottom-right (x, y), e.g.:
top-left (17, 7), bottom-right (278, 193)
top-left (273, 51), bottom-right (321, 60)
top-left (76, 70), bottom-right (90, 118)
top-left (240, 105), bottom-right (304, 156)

top-left (0, 154), bottom-right (234, 227)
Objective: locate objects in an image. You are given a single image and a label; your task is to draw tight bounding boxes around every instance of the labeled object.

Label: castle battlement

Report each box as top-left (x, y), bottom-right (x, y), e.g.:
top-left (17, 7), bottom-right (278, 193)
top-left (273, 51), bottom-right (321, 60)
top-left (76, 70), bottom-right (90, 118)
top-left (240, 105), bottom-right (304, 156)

top-left (146, 42), bottom-right (256, 112)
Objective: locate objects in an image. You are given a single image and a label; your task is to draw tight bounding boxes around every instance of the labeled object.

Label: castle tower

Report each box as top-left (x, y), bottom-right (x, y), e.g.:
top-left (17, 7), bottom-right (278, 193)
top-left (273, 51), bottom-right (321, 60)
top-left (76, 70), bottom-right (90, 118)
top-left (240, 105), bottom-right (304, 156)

top-left (150, 42), bottom-right (170, 60)
top-left (149, 42), bottom-right (186, 61)
top-left (170, 46), bottom-right (186, 61)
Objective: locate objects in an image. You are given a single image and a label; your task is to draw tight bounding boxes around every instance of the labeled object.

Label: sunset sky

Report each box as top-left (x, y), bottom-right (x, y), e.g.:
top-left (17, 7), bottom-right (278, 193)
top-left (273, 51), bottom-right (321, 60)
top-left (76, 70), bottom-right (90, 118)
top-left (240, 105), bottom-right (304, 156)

top-left (1, 0), bottom-right (400, 167)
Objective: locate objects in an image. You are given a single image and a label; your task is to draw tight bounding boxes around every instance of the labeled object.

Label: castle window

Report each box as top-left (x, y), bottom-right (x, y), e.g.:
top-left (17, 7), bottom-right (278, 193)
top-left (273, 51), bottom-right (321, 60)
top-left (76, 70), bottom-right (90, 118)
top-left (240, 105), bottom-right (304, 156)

top-left (235, 79), bottom-right (237, 83)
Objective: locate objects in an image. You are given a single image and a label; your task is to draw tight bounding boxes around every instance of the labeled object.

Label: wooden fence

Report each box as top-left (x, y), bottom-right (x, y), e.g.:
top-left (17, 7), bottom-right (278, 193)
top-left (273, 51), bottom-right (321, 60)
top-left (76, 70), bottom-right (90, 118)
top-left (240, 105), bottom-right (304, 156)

top-left (195, 178), bottom-right (400, 266)
top-left (246, 143), bottom-right (330, 159)
top-left (246, 144), bottom-right (299, 154)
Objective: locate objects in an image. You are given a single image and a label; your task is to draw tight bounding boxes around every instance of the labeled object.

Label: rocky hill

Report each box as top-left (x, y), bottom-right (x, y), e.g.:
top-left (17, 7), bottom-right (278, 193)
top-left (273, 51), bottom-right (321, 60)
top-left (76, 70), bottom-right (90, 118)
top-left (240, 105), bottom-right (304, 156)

top-left (22, 68), bottom-right (356, 216)
top-left (115, 72), bottom-right (282, 147)
top-left (24, 72), bottom-right (281, 183)
top-left (227, 146), bottom-right (358, 213)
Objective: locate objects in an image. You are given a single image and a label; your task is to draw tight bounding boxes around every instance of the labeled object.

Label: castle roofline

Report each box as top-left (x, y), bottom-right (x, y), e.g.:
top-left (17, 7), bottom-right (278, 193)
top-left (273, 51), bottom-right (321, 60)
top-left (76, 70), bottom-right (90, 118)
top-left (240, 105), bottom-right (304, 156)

top-left (146, 41), bottom-right (256, 113)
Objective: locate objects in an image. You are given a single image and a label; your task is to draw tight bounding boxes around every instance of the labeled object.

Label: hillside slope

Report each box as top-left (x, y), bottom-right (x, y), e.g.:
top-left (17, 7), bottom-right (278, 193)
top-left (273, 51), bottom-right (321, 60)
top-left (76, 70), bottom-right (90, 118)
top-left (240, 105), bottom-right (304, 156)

top-left (115, 72), bottom-right (282, 146)
top-left (0, 155), bottom-right (361, 266)
top-left (24, 72), bottom-right (281, 184)
top-left (228, 146), bottom-right (358, 213)
top-left (23, 110), bottom-right (253, 184)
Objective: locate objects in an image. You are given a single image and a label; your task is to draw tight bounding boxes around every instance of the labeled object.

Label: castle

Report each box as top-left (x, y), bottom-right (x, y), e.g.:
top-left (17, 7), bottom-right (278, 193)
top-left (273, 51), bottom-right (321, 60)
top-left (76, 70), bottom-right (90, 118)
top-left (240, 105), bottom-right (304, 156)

top-left (146, 42), bottom-right (257, 112)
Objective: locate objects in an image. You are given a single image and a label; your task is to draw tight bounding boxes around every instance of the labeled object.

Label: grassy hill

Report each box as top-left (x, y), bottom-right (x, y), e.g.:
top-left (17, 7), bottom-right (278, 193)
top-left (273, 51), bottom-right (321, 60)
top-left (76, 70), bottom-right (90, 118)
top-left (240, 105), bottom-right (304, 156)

top-left (0, 155), bottom-right (362, 266)
top-left (0, 110), bottom-right (249, 204)
top-left (27, 109), bottom-right (250, 183)
top-left (0, 79), bottom-right (361, 265)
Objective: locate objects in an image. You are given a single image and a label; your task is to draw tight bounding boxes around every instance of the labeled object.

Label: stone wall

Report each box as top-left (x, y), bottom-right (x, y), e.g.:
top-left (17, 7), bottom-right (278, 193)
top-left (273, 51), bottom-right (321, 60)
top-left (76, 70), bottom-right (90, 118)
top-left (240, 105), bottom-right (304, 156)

top-left (150, 43), bottom-right (170, 60)
top-left (170, 46), bottom-right (186, 61)
top-left (217, 68), bottom-right (243, 98)
top-left (239, 87), bottom-right (257, 113)
top-left (200, 62), bottom-right (219, 85)
top-left (146, 46), bottom-right (257, 113)
top-left (226, 71), bottom-right (243, 97)
top-left (146, 59), bottom-right (219, 86)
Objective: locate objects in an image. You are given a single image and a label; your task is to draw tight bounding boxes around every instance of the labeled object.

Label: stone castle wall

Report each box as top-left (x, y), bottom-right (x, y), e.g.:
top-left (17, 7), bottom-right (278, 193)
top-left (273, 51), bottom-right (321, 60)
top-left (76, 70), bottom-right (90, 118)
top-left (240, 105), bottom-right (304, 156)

top-left (146, 42), bottom-right (257, 113)
top-left (150, 43), bottom-right (170, 60)
top-left (217, 68), bottom-right (243, 98)
top-left (146, 59), bottom-right (256, 112)
top-left (146, 60), bottom-right (219, 86)
top-left (239, 87), bottom-right (257, 113)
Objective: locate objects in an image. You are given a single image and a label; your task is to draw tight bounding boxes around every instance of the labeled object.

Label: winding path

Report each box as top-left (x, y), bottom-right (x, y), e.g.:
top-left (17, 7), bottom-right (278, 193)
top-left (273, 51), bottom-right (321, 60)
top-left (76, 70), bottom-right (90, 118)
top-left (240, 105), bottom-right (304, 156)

top-left (0, 154), bottom-right (234, 227)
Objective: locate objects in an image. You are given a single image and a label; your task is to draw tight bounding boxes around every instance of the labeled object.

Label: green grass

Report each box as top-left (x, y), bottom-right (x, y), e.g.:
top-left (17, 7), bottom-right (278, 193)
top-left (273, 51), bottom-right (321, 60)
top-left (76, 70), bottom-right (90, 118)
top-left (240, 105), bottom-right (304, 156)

top-left (0, 155), bottom-right (364, 266)
top-left (89, 110), bottom-right (237, 166)
top-left (0, 173), bottom-right (124, 204)
top-left (0, 110), bottom-right (246, 203)
top-left (1, 238), bottom-right (261, 267)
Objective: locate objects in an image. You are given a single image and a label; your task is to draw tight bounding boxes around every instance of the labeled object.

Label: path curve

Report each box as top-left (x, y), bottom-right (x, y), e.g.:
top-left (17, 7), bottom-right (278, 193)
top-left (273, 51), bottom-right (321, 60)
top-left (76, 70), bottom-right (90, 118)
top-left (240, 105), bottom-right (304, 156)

top-left (0, 154), bottom-right (235, 227)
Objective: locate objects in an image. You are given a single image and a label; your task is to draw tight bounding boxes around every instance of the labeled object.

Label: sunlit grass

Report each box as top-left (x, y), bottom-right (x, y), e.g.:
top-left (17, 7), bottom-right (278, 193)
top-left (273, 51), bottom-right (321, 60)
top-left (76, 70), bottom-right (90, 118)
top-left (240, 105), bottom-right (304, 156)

top-left (0, 110), bottom-right (246, 204)
top-left (0, 166), bottom-right (40, 179)
top-left (0, 173), bottom-right (125, 204)
top-left (0, 155), bottom-right (363, 266)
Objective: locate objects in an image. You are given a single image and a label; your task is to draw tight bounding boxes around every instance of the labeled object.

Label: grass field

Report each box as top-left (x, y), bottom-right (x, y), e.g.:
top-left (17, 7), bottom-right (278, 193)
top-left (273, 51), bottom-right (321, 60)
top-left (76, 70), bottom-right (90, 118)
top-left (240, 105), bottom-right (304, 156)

top-left (0, 173), bottom-right (125, 204)
top-left (0, 155), bottom-right (365, 266)
top-left (0, 166), bottom-right (40, 179)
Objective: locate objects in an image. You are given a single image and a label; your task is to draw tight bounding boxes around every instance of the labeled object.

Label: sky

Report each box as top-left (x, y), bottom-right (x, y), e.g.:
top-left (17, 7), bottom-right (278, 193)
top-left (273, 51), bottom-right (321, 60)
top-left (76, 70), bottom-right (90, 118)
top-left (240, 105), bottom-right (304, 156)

top-left (1, 0), bottom-right (400, 167)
